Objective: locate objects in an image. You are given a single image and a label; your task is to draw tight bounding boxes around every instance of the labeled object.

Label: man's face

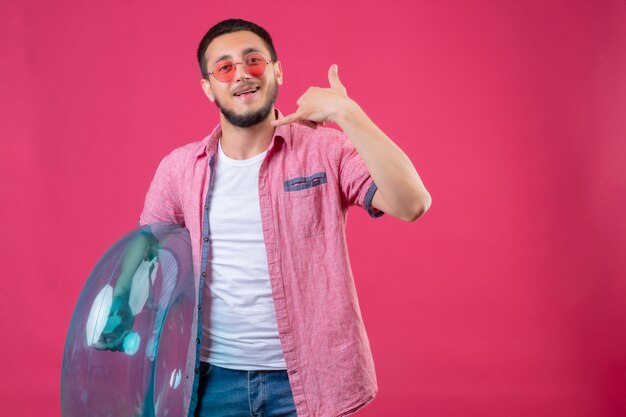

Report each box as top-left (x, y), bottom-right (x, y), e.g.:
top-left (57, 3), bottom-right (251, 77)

top-left (200, 31), bottom-right (283, 128)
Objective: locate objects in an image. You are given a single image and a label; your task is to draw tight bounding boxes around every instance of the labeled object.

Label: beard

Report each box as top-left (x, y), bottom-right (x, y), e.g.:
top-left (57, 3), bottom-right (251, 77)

top-left (215, 82), bottom-right (278, 128)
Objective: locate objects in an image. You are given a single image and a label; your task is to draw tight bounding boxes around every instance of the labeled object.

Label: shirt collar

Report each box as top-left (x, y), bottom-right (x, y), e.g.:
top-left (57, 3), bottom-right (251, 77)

top-left (194, 108), bottom-right (292, 158)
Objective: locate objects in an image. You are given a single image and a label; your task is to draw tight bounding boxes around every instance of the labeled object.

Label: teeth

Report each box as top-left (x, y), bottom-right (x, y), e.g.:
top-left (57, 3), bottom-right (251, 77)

top-left (235, 87), bottom-right (259, 96)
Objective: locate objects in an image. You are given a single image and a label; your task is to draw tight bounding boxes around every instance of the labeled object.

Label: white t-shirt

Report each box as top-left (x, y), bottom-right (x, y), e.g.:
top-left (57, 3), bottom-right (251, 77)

top-left (200, 138), bottom-right (286, 370)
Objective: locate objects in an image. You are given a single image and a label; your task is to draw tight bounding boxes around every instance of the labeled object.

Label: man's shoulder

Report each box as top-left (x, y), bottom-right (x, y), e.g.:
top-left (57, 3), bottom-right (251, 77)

top-left (149, 136), bottom-right (210, 179)
top-left (160, 136), bottom-right (209, 163)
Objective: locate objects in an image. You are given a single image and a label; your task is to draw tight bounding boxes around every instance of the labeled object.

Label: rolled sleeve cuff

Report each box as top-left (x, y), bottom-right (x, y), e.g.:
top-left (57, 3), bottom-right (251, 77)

top-left (364, 181), bottom-right (384, 218)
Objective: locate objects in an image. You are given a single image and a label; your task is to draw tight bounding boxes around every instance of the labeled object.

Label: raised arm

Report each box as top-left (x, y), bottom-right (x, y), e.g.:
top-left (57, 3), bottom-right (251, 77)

top-left (272, 65), bottom-right (431, 221)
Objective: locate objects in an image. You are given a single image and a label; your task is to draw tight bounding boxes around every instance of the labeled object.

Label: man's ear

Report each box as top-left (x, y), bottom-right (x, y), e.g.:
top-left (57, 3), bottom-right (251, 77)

top-left (275, 61), bottom-right (283, 86)
top-left (201, 78), bottom-right (215, 102)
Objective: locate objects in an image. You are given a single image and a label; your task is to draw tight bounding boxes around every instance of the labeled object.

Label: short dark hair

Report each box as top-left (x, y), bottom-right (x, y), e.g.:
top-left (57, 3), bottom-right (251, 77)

top-left (197, 19), bottom-right (278, 78)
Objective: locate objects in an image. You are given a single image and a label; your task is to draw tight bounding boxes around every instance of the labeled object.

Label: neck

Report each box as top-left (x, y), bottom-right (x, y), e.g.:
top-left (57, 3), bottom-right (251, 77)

top-left (219, 109), bottom-right (277, 160)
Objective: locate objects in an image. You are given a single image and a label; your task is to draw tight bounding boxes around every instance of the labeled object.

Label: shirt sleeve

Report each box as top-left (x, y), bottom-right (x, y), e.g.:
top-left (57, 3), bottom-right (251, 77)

top-left (337, 133), bottom-right (384, 219)
top-left (138, 151), bottom-right (185, 227)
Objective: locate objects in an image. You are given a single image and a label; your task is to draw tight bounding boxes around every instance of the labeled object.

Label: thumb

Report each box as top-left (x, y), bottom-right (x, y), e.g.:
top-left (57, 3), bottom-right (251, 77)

top-left (328, 64), bottom-right (344, 90)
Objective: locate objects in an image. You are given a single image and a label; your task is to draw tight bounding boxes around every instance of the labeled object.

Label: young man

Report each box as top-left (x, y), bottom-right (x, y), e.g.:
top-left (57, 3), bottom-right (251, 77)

top-left (139, 18), bottom-right (431, 417)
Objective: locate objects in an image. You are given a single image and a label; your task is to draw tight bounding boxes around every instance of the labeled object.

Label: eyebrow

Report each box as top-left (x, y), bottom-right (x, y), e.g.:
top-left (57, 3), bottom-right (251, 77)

top-left (213, 47), bottom-right (264, 65)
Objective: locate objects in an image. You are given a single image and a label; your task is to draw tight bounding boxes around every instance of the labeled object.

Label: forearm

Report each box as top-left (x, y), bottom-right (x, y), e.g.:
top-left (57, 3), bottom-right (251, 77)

top-left (113, 231), bottom-right (158, 298)
top-left (336, 100), bottom-right (431, 218)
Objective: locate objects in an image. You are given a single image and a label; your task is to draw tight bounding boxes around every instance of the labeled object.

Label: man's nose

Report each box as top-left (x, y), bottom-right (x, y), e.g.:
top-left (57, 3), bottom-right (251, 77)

top-left (233, 62), bottom-right (251, 82)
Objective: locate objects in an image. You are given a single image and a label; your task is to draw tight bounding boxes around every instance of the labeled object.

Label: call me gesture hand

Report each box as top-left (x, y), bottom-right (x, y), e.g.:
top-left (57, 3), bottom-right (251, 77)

top-left (271, 64), bottom-right (353, 127)
top-left (271, 64), bottom-right (432, 222)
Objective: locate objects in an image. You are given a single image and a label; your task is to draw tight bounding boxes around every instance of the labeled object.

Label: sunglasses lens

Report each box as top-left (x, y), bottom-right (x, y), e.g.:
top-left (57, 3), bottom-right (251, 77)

top-left (245, 53), bottom-right (267, 77)
top-left (213, 60), bottom-right (235, 82)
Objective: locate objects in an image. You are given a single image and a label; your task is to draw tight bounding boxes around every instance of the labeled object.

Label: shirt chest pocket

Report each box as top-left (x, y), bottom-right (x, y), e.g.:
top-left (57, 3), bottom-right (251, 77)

top-left (283, 171), bottom-right (327, 237)
top-left (283, 172), bottom-right (327, 195)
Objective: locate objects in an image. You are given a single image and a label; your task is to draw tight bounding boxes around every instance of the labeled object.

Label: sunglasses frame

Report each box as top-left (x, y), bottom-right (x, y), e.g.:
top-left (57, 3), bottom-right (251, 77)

top-left (205, 52), bottom-right (273, 83)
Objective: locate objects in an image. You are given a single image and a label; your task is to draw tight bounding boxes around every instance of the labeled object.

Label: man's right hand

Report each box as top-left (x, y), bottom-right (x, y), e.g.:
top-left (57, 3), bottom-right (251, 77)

top-left (93, 296), bottom-right (135, 352)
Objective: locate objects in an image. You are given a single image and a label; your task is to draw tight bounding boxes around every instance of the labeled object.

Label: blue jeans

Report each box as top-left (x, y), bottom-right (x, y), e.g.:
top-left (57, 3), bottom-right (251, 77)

top-left (194, 362), bottom-right (298, 417)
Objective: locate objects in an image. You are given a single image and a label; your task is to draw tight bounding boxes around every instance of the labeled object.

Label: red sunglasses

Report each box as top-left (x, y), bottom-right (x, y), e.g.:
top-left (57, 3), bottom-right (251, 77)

top-left (206, 52), bottom-right (272, 83)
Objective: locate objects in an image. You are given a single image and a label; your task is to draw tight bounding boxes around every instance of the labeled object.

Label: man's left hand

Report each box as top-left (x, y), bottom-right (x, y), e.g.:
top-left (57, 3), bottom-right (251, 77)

top-left (272, 64), bottom-right (355, 127)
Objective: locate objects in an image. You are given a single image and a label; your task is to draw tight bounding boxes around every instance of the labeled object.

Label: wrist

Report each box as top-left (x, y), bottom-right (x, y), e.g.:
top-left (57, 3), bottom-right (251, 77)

top-left (112, 287), bottom-right (131, 303)
top-left (335, 97), bottom-right (364, 127)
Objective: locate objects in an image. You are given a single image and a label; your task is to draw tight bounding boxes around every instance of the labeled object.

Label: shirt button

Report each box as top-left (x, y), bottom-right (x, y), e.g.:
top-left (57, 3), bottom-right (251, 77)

top-left (196, 338), bottom-right (201, 344)
top-left (204, 205), bottom-right (208, 210)
top-left (197, 304), bottom-right (201, 311)
top-left (202, 271), bottom-right (206, 277)
top-left (203, 237), bottom-right (209, 242)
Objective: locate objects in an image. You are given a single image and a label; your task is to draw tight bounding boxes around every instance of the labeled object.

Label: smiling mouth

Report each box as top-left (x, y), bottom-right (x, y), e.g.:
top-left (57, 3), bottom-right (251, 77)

top-left (233, 86), bottom-right (260, 97)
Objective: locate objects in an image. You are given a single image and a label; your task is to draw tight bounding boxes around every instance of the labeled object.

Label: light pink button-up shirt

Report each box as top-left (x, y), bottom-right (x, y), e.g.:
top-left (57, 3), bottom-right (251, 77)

top-left (139, 110), bottom-right (383, 417)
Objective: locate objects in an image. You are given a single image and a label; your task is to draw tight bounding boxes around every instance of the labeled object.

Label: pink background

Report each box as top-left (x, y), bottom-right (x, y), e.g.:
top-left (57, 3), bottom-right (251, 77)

top-left (1, 1), bottom-right (625, 416)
